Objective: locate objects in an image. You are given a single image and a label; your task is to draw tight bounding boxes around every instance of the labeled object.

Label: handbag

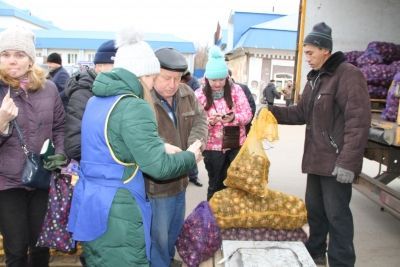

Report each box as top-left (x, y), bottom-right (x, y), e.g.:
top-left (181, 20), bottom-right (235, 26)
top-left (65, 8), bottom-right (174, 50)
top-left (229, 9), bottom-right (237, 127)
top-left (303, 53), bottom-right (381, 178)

top-left (222, 125), bottom-right (240, 149)
top-left (37, 171), bottom-right (75, 252)
top-left (12, 120), bottom-right (54, 190)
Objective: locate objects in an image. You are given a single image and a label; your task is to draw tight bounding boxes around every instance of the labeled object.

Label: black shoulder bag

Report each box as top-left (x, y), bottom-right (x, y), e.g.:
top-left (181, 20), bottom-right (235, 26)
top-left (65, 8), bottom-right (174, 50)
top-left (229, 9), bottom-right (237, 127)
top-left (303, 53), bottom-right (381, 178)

top-left (12, 120), bottom-right (54, 189)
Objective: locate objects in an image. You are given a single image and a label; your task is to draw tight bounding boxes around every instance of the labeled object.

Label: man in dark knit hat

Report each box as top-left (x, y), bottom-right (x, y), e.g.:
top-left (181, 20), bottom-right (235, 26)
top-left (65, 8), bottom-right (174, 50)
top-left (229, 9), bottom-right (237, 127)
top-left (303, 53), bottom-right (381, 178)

top-left (261, 22), bottom-right (371, 267)
top-left (146, 47), bottom-right (208, 267)
top-left (64, 40), bottom-right (117, 162)
top-left (46, 52), bottom-right (70, 108)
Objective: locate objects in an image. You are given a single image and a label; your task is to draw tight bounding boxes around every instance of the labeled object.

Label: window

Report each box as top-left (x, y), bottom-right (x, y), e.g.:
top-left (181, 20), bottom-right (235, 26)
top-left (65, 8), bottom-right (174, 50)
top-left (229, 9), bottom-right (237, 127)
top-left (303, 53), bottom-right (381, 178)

top-left (67, 53), bottom-right (78, 64)
top-left (274, 73), bottom-right (293, 91)
top-left (88, 53), bottom-right (95, 62)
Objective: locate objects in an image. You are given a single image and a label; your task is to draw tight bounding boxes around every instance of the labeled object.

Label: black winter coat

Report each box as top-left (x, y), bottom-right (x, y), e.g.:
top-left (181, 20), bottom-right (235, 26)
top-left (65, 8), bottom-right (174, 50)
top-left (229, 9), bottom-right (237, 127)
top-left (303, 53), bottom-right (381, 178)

top-left (64, 69), bottom-right (96, 160)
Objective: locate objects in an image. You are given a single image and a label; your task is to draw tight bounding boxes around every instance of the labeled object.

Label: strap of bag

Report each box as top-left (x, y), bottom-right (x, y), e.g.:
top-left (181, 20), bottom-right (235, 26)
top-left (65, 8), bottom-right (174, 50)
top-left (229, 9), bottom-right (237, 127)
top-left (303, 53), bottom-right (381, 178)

top-left (11, 120), bottom-right (29, 155)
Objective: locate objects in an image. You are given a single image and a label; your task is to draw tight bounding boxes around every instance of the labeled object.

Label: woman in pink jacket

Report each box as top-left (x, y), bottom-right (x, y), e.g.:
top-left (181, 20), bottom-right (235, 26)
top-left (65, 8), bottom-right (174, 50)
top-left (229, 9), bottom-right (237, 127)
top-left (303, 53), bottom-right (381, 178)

top-left (195, 46), bottom-right (252, 200)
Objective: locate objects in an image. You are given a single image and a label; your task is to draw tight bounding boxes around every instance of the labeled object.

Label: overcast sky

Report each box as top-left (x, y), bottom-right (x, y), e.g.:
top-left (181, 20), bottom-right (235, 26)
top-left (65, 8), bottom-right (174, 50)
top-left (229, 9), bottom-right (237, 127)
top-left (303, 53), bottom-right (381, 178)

top-left (7, 0), bottom-right (300, 45)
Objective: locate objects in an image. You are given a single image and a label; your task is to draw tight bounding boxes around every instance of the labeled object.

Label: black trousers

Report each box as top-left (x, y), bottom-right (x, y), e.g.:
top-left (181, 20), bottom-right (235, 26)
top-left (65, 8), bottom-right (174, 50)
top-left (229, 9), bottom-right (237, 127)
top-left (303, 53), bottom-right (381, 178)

top-left (0, 188), bottom-right (50, 267)
top-left (203, 149), bottom-right (239, 200)
top-left (305, 174), bottom-right (355, 267)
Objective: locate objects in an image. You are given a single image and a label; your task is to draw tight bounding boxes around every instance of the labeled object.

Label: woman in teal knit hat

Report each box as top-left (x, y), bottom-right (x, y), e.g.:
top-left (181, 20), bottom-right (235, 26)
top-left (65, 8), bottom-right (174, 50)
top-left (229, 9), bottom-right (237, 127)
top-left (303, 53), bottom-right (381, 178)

top-left (195, 46), bottom-right (253, 200)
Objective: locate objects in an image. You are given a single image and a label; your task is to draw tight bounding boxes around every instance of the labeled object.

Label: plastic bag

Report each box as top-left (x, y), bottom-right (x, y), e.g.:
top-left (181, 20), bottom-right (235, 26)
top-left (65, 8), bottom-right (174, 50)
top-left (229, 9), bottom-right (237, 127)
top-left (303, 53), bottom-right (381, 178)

top-left (382, 72), bottom-right (400, 122)
top-left (209, 188), bottom-right (307, 230)
top-left (176, 201), bottom-right (222, 267)
top-left (224, 109), bottom-right (278, 197)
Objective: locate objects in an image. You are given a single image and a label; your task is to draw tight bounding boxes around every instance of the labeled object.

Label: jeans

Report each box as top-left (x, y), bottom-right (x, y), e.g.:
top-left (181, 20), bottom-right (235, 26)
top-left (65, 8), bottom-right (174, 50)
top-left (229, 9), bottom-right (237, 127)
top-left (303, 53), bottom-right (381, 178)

top-left (203, 149), bottom-right (239, 200)
top-left (305, 174), bottom-right (355, 267)
top-left (149, 190), bottom-right (186, 267)
top-left (0, 188), bottom-right (50, 267)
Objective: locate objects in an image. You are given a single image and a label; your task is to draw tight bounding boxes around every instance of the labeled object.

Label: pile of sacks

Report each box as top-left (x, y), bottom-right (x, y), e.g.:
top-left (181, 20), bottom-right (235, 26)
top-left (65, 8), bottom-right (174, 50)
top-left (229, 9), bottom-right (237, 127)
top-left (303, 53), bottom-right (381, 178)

top-left (209, 109), bottom-right (307, 241)
top-left (345, 41), bottom-right (400, 121)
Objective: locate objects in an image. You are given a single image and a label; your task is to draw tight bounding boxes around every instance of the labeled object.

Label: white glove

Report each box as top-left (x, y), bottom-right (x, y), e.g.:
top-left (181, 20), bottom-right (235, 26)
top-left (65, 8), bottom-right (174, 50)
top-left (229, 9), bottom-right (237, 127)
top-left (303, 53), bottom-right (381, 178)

top-left (332, 166), bottom-right (355, 183)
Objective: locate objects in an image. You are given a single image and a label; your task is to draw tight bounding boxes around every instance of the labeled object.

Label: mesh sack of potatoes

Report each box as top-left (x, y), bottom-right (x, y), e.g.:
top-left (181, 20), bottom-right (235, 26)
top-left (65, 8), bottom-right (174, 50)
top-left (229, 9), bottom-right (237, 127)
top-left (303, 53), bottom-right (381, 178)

top-left (224, 109), bottom-right (278, 197)
top-left (209, 188), bottom-right (307, 230)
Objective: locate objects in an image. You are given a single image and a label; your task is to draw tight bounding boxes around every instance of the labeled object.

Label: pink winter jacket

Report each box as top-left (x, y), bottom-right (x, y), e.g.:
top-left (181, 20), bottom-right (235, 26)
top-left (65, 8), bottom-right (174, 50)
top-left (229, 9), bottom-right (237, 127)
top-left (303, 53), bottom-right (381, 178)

top-left (195, 83), bottom-right (252, 151)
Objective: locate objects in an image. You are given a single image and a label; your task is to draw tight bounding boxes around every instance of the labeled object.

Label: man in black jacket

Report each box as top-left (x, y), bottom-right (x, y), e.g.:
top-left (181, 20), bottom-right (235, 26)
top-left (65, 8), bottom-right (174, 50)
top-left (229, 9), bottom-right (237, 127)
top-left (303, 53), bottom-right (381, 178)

top-left (262, 79), bottom-right (281, 106)
top-left (64, 40), bottom-right (117, 161)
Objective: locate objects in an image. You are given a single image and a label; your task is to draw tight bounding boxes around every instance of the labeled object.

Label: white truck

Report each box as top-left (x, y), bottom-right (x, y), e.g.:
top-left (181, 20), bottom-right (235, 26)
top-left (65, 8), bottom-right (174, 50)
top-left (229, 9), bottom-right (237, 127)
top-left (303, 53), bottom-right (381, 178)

top-left (294, 0), bottom-right (400, 219)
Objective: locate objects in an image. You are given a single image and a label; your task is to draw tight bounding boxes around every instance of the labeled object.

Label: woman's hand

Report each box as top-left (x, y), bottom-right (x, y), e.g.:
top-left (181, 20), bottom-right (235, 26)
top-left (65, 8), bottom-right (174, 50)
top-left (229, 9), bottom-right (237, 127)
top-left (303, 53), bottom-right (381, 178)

top-left (0, 89), bottom-right (18, 132)
top-left (164, 143), bottom-right (182, 154)
top-left (221, 112), bottom-right (235, 123)
top-left (208, 114), bottom-right (222, 126)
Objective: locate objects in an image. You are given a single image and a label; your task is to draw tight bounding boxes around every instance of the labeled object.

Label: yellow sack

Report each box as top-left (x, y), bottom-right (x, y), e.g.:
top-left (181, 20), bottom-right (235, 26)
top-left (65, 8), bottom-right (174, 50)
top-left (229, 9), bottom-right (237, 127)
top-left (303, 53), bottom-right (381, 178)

top-left (209, 188), bottom-right (307, 230)
top-left (224, 109), bottom-right (278, 197)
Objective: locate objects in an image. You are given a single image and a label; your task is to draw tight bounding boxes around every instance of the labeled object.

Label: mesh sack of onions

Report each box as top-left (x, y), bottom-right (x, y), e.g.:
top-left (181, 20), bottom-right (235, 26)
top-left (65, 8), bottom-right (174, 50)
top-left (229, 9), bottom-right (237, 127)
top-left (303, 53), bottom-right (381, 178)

top-left (209, 188), bottom-right (307, 230)
top-left (360, 64), bottom-right (396, 87)
top-left (344, 50), bottom-right (364, 66)
top-left (366, 41), bottom-right (400, 63)
top-left (391, 60), bottom-right (400, 73)
top-left (382, 73), bottom-right (400, 122)
top-left (221, 227), bottom-right (308, 243)
top-left (224, 109), bottom-right (278, 197)
top-left (356, 51), bottom-right (383, 67)
top-left (176, 201), bottom-right (221, 267)
top-left (368, 85), bottom-right (388, 99)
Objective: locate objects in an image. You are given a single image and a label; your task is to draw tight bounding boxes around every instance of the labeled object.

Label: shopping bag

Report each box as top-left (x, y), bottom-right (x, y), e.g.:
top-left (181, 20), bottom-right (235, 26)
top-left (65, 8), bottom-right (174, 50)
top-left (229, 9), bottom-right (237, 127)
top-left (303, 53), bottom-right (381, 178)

top-left (176, 201), bottom-right (222, 267)
top-left (36, 172), bottom-right (74, 252)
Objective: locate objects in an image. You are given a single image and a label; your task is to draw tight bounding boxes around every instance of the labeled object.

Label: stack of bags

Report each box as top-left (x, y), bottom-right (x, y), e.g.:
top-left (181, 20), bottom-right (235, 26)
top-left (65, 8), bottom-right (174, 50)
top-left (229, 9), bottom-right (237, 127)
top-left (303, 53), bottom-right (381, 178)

top-left (345, 41), bottom-right (400, 121)
top-left (209, 109), bottom-right (308, 242)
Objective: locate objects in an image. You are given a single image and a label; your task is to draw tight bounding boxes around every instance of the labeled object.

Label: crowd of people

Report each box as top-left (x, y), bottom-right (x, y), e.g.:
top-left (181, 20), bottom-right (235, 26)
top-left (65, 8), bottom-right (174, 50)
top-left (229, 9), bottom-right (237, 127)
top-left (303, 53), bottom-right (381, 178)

top-left (0, 21), bottom-right (370, 267)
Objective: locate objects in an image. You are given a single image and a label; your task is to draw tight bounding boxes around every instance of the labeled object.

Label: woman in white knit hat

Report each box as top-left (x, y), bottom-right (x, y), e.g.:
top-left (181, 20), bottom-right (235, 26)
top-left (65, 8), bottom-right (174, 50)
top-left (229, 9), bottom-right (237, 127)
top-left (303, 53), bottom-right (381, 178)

top-left (67, 27), bottom-right (202, 267)
top-left (0, 26), bottom-right (66, 266)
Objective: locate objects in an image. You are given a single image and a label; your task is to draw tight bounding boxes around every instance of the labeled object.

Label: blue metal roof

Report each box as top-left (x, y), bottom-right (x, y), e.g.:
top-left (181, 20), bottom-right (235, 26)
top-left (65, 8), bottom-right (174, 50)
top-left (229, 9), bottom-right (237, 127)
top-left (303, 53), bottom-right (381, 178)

top-left (32, 30), bottom-right (196, 53)
top-left (231, 11), bottom-right (285, 47)
top-left (0, 0), bottom-right (58, 30)
top-left (233, 13), bottom-right (298, 51)
top-left (234, 28), bottom-right (297, 50)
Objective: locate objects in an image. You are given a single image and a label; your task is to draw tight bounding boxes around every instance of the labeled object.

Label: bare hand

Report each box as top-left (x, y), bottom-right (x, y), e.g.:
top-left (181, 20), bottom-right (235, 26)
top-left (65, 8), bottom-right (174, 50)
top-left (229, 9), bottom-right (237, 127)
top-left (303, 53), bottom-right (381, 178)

top-left (164, 143), bottom-right (182, 154)
top-left (0, 89), bottom-right (18, 130)
top-left (221, 112), bottom-right (235, 123)
top-left (186, 139), bottom-right (203, 163)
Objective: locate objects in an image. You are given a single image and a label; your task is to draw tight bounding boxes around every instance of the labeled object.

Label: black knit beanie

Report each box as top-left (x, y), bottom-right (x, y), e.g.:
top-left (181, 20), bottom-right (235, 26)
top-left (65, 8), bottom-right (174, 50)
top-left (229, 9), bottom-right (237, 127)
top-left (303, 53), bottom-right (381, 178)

top-left (47, 52), bottom-right (62, 65)
top-left (304, 22), bottom-right (333, 51)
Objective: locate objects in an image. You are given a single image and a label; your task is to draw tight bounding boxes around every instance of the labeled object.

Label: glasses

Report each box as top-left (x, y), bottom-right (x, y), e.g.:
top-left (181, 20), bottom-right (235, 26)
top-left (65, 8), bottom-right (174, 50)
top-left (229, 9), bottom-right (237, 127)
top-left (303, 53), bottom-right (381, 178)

top-left (0, 51), bottom-right (29, 60)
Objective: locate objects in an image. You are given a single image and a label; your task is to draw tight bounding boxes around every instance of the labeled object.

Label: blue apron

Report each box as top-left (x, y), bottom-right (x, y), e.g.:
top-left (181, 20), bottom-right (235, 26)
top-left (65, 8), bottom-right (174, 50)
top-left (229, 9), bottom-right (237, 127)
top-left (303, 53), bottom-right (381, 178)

top-left (68, 94), bottom-right (152, 260)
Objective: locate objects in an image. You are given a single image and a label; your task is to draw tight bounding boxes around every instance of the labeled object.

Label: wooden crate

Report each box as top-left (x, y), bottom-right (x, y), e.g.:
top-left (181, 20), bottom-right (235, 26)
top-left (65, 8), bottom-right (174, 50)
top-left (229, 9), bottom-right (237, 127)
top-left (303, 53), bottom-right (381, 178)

top-left (370, 98), bottom-right (386, 113)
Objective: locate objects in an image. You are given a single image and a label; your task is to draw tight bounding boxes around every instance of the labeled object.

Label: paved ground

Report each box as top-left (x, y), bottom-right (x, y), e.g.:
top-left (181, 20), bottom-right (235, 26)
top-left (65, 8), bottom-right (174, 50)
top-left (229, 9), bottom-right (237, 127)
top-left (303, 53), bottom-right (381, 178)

top-left (185, 124), bottom-right (400, 267)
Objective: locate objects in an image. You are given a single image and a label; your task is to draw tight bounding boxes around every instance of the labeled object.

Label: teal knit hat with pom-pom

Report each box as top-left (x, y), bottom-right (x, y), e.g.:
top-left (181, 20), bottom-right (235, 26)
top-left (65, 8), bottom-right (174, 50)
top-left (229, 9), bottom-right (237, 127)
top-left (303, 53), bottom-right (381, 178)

top-left (204, 46), bottom-right (228, 79)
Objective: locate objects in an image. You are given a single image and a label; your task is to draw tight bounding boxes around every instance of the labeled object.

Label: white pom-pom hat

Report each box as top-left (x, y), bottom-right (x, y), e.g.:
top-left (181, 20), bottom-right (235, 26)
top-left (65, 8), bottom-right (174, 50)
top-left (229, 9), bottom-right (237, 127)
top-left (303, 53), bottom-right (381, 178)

top-left (113, 26), bottom-right (160, 77)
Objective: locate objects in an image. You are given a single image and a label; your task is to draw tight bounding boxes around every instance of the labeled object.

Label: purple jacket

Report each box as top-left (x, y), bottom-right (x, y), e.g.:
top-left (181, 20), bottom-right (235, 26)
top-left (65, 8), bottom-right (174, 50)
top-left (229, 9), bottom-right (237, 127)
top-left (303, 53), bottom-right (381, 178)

top-left (0, 80), bottom-right (65, 190)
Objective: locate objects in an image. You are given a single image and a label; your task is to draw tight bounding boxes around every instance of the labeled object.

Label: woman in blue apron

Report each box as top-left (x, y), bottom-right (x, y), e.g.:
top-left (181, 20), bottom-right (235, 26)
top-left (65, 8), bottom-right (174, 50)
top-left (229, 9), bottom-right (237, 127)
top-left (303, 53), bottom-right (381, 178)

top-left (68, 28), bottom-right (202, 267)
